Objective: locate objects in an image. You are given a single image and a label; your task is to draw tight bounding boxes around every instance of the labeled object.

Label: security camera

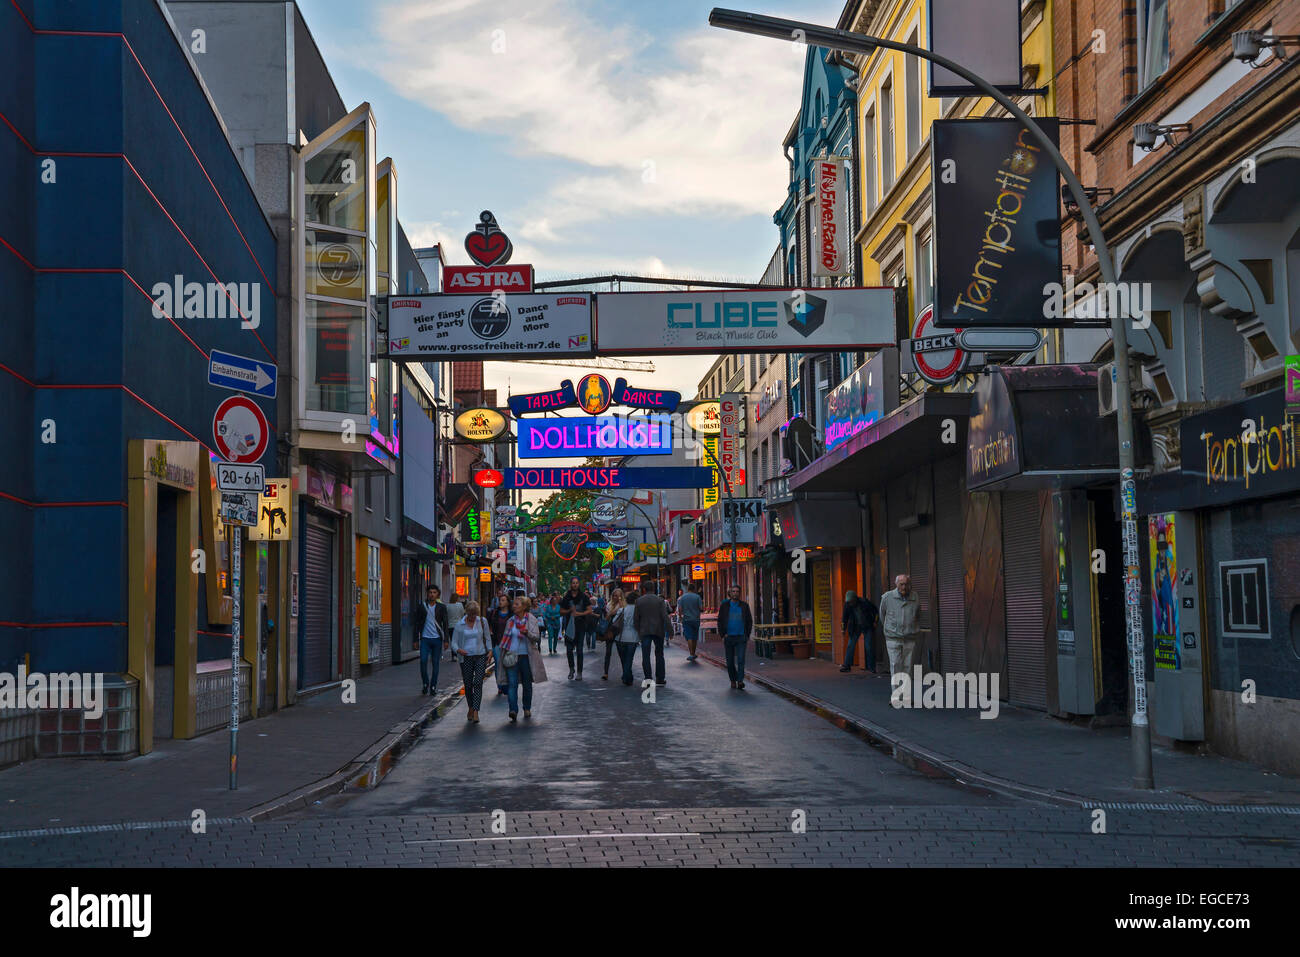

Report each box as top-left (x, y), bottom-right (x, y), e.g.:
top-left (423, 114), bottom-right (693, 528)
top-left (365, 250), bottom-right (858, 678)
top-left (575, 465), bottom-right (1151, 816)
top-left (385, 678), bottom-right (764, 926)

top-left (1232, 29), bottom-right (1265, 63)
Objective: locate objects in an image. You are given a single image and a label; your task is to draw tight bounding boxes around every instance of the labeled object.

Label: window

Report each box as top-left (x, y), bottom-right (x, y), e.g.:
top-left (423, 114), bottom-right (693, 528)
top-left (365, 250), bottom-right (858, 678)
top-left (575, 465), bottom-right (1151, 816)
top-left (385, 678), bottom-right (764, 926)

top-left (306, 299), bottom-right (368, 414)
top-left (368, 541), bottom-right (382, 617)
top-left (1219, 559), bottom-right (1269, 638)
top-left (880, 78), bottom-right (895, 192)
top-left (915, 229), bottom-right (934, 311)
top-left (1138, 0), bottom-right (1171, 88)
top-left (761, 439), bottom-right (770, 485)
top-left (863, 108), bottom-right (877, 218)
top-left (905, 31), bottom-right (921, 158)
top-left (813, 355), bottom-right (833, 430)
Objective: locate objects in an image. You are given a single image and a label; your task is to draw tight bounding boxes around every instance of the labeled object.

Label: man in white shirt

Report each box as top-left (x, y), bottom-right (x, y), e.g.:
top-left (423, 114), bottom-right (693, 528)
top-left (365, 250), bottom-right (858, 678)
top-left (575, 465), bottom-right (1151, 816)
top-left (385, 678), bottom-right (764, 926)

top-left (878, 574), bottom-right (921, 679)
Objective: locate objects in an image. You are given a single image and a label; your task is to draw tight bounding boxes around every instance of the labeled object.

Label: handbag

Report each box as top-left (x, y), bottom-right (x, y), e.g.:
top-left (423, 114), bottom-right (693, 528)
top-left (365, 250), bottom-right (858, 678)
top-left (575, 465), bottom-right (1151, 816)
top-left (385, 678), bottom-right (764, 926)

top-left (501, 618), bottom-right (524, 668)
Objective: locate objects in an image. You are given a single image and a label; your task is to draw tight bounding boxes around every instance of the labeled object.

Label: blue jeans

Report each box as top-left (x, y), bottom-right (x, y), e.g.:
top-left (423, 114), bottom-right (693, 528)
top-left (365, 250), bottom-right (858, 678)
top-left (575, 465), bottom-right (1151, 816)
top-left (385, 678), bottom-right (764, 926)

top-left (506, 654), bottom-right (534, 713)
top-left (420, 637), bottom-right (443, 691)
top-left (546, 625), bottom-right (559, 653)
top-left (724, 635), bottom-right (747, 683)
top-left (844, 628), bottom-right (874, 670)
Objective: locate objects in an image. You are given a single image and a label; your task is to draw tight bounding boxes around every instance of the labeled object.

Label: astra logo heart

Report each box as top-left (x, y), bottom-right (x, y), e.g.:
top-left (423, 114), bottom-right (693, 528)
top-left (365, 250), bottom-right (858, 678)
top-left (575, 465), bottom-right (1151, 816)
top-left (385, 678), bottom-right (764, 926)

top-left (464, 210), bottom-right (514, 267)
top-left (783, 293), bottom-right (827, 338)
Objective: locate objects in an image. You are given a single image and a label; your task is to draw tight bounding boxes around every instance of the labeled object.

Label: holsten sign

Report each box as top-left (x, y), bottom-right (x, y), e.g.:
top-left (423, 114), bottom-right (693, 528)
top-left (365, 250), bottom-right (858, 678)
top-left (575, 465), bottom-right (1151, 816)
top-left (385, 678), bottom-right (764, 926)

top-left (486, 466), bottom-right (714, 490)
top-left (387, 293), bottom-right (593, 358)
top-left (594, 289), bottom-right (896, 353)
top-left (517, 415), bottom-right (672, 459)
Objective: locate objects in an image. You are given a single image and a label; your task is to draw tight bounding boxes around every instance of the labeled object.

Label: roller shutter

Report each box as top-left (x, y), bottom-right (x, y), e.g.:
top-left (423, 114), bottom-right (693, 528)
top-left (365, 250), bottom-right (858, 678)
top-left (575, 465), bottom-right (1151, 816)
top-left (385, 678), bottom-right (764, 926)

top-left (1003, 491), bottom-right (1046, 709)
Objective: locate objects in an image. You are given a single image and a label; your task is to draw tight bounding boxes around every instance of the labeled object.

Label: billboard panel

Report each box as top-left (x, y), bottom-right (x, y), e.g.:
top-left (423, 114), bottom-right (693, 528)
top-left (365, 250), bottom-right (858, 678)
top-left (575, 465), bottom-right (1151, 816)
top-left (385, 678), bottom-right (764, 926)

top-left (387, 293), bottom-right (593, 358)
top-left (932, 118), bottom-right (1063, 328)
top-left (594, 288), bottom-right (896, 354)
top-left (927, 0), bottom-right (1024, 95)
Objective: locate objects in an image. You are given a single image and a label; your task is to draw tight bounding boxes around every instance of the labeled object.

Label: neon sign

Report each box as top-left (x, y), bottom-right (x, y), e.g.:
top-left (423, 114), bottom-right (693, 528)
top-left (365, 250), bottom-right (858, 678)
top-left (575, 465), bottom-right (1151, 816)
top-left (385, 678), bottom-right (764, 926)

top-left (517, 415), bottom-right (672, 459)
top-left (498, 466), bottom-right (713, 490)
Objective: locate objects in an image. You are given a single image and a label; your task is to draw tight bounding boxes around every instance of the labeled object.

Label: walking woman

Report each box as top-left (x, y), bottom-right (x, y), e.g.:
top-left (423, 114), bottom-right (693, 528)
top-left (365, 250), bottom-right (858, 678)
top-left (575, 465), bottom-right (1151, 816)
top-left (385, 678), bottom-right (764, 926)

top-left (489, 592), bottom-right (513, 695)
top-left (542, 593), bottom-right (563, 655)
top-left (600, 588), bottom-right (626, 680)
top-left (503, 596), bottom-right (547, 721)
top-left (451, 601), bottom-right (491, 723)
top-left (612, 590), bottom-right (641, 685)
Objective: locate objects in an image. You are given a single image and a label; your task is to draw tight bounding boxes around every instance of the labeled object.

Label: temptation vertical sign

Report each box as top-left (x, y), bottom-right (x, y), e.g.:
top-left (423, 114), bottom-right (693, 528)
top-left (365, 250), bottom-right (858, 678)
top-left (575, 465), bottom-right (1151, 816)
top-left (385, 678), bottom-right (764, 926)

top-left (932, 118), bottom-right (1063, 328)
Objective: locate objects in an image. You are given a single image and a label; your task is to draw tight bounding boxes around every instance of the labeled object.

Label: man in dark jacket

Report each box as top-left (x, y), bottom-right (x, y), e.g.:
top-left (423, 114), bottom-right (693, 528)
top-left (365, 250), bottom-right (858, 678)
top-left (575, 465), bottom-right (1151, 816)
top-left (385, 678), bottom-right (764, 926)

top-left (632, 581), bottom-right (669, 686)
top-left (717, 585), bottom-right (753, 690)
top-left (840, 590), bottom-right (879, 673)
top-left (414, 585), bottom-right (450, 697)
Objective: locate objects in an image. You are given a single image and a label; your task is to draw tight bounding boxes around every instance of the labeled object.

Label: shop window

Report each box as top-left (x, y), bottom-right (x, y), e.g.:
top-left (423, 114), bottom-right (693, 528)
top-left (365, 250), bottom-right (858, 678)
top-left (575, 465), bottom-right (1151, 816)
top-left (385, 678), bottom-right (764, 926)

top-left (1219, 559), bottom-right (1269, 639)
top-left (306, 299), bottom-right (368, 415)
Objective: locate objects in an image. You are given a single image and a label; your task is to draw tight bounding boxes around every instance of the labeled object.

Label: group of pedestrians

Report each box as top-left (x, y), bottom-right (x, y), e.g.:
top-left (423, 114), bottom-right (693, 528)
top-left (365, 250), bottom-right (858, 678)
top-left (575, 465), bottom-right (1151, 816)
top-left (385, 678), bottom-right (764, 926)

top-left (415, 585), bottom-right (548, 724)
top-left (838, 574), bottom-right (922, 678)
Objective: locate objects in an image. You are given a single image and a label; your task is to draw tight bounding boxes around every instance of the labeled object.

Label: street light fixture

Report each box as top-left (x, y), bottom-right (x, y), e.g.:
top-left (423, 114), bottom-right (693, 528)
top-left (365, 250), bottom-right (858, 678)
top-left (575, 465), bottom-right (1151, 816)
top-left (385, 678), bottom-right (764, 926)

top-left (709, 7), bottom-right (1155, 788)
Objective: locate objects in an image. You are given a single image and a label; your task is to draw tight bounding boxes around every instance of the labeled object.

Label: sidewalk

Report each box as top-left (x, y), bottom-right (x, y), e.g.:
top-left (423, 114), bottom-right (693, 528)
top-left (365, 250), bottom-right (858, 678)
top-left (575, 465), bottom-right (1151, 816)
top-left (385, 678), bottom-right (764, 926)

top-left (682, 634), bottom-right (1300, 807)
top-left (0, 655), bottom-right (466, 833)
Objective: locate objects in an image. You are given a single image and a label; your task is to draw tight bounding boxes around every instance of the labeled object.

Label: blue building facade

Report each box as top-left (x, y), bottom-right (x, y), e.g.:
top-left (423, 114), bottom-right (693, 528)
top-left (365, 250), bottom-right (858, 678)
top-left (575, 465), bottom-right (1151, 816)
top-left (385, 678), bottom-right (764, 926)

top-left (2, 0), bottom-right (278, 755)
top-left (773, 46), bottom-right (862, 446)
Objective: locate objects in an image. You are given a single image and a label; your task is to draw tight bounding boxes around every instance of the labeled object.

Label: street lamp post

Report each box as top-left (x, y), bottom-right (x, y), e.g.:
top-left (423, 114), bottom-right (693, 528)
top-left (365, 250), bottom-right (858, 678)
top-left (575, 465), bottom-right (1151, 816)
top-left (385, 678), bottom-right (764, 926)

top-left (709, 8), bottom-right (1153, 788)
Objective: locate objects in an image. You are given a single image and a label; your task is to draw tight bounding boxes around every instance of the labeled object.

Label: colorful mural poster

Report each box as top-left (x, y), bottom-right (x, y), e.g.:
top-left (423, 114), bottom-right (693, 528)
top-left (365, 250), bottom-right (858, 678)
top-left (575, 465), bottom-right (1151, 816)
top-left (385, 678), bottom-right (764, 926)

top-left (1148, 513), bottom-right (1180, 671)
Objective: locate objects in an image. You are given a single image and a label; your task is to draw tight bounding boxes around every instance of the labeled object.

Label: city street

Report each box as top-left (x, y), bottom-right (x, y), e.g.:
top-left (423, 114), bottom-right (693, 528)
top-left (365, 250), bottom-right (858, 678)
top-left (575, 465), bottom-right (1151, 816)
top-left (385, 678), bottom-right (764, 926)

top-left (2, 646), bottom-right (1295, 867)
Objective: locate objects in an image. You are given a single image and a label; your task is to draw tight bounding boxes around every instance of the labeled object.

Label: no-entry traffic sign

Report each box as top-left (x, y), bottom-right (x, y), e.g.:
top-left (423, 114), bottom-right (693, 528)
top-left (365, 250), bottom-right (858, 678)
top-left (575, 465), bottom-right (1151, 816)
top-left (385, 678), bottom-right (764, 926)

top-left (213, 395), bottom-right (269, 464)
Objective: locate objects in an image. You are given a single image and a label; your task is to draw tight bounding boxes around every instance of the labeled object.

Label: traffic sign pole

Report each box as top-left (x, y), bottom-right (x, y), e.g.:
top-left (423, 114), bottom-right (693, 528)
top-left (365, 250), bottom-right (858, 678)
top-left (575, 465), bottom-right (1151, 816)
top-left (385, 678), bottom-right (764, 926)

top-left (230, 526), bottom-right (241, 790)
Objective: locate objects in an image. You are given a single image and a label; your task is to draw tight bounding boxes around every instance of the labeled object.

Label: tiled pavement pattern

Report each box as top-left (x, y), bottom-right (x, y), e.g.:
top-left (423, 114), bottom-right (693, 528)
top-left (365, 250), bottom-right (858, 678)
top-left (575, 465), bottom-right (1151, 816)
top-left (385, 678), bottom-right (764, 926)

top-left (2, 806), bottom-right (1296, 866)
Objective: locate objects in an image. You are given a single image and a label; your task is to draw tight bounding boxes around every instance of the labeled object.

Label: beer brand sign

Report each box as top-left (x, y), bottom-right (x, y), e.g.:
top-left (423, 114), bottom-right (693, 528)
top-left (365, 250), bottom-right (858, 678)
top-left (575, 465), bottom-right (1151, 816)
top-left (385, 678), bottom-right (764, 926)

top-left (813, 156), bottom-right (848, 278)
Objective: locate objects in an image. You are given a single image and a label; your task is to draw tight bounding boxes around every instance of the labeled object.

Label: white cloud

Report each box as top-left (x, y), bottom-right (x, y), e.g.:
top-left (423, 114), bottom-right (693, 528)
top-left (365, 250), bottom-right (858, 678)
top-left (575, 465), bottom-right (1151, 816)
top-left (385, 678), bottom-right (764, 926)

top-left (353, 0), bottom-right (803, 230)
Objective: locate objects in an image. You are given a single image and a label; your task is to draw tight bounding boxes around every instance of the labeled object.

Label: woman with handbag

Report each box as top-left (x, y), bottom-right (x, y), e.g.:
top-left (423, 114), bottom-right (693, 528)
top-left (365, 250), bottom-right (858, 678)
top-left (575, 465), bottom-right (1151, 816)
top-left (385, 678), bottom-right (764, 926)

top-left (600, 588), bottom-right (625, 680)
top-left (612, 593), bottom-right (641, 686)
top-left (451, 601), bottom-right (491, 723)
top-left (502, 596), bottom-right (538, 722)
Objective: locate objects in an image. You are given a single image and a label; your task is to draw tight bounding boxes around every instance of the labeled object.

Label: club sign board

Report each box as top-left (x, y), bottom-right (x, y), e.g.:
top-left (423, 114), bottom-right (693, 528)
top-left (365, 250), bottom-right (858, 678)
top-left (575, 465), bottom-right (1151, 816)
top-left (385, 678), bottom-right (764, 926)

top-left (594, 288), bottom-right (896, 354)
top-left (517, 415), bottom-right (672, 459)
top-left (387, 293), bottom-right (593, 358)
top-left (492, 466), bottom-right (714, 490)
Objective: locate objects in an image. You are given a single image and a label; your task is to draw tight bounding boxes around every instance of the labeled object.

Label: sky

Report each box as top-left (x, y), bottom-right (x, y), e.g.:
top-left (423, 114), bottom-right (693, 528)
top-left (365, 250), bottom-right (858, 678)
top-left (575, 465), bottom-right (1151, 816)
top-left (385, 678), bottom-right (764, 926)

top-left (296, 0), bottom-right (843, 401)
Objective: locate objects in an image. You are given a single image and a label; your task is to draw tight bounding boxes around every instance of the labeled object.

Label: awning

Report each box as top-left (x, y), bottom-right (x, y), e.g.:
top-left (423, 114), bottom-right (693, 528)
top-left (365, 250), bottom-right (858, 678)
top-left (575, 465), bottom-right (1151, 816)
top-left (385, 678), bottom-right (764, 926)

top-left (966, 364), bottom-right (1150, 491)
top-left (772, 496), bottom-right (862, 549)
top-left (790, 391), bottom-right (972, 493)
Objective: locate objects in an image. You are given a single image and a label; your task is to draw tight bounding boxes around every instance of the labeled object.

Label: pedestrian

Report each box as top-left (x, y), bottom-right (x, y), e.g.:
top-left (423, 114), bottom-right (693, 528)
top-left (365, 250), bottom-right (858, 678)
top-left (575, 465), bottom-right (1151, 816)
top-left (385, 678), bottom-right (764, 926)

top-left (542, 593), bottom-right (562, 654)
top-left (451, 601), bottom-right (491, 723)
top-left (879, 574), bottom-right (921, 679)
top-left (501, 596), bottom-right (537, 722)
top-left (600, 588), bottom-right (625, 680)
top-left (489, 593), bottom-right (513, 695)
top-left (632, 581), bottom-right (669, 687)
top-left (559, 577), bottom-right (594, 680)
top-left (590, 592), bottom-right (607, 651)
top-left (443, 590), bottom-right (466, 660)
top-left (839, 589), bottom-right (879, 673)
top-left (611, 591), bottom-right (640, 685)
top-left (717, 584), bottom-right (753, 690)
top-left (414, 585), bottom-right (451, 698)
top-left (677, 582), bottom-right (703, 661)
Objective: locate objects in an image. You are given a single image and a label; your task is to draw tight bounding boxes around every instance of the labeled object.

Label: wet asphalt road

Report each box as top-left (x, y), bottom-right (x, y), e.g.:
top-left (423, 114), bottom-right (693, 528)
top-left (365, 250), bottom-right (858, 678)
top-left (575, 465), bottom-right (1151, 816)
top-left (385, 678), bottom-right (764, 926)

top-left (305, 640), bottom-right (1006, 816)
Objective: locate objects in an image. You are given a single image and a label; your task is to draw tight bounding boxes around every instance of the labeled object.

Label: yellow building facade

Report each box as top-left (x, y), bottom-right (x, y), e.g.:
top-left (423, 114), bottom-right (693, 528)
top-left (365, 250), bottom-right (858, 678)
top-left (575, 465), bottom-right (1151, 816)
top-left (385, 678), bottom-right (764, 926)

top-left (846, 0), bottom-right (1058, 370)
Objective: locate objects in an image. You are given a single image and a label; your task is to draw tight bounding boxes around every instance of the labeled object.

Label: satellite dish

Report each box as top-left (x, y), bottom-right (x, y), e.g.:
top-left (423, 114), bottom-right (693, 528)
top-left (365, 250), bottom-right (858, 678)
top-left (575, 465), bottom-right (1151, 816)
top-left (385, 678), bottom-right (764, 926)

top-left (782, 416), bottom-right (817, 472)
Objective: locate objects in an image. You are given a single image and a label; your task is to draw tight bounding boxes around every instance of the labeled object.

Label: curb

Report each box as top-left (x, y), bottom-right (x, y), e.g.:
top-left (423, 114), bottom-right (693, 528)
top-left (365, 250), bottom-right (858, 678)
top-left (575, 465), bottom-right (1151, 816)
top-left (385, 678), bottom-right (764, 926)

top-left (687, 642), bottom-right (1090, 808)
top-left (245, 681), bottom-right (465, 821)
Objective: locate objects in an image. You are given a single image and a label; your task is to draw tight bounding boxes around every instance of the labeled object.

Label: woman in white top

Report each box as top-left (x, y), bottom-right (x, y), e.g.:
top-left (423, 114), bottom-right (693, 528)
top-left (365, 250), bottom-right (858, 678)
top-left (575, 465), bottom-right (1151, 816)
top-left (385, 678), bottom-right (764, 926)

top-left (451, 601), bottom-right (491, 722)
top-left (502, 596), bottom-right (540, 722)
top-left (612, 593), bottom-right (641, 686)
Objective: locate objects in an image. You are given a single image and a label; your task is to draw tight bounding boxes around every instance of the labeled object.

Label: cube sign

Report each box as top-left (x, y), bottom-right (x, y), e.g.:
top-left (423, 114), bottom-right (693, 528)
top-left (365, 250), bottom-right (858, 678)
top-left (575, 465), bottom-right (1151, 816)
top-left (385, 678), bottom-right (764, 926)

top-left (720, 393), bottom-right (743, 495)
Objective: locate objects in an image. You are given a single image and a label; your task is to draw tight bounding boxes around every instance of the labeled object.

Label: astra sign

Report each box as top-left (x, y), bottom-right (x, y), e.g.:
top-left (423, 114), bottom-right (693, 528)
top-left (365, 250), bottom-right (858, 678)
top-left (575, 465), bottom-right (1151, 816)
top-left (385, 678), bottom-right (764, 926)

top-left (517, 415), bottom-right (672, 459)
top-left (495, 466), bottom-right (714, 490)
